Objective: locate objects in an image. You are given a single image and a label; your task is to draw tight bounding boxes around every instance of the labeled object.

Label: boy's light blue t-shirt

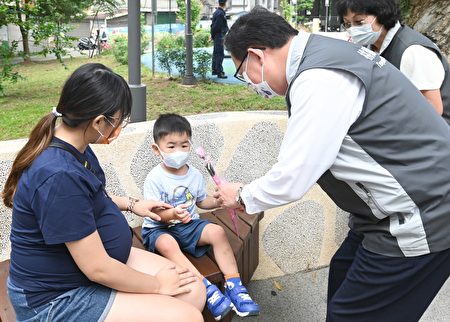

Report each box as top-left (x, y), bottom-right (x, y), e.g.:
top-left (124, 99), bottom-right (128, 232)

top-left (143, 164), bottom-right (207, 228)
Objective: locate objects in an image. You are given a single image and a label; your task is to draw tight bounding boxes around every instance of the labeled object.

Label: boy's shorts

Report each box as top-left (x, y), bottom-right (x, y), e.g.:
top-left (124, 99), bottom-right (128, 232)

top-left (142, 218), bottom-right (211, 258)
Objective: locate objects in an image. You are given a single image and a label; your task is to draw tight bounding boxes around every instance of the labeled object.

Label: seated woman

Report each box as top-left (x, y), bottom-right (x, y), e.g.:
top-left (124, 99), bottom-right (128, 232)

top-left (2, 63), bottom-right (205, 322)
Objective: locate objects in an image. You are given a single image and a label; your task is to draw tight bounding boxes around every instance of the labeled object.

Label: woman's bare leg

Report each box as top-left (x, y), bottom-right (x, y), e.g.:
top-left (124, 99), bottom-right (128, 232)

top-left (105, 292), bottom-right (203, 322)
top-left (105, 247), bottom-right (205, 322)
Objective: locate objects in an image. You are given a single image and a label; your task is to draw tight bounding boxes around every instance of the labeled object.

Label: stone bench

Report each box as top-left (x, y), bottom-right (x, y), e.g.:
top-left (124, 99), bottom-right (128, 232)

top-left (2, 111), bottom-right (448, 321)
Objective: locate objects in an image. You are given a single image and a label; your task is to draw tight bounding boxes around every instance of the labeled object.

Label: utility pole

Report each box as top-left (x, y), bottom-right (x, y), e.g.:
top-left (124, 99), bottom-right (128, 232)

top-left (169, 0), bottom-right (172, 33)
top-left (151, 0), bottom-right (157, 78)
top-left (182, 0), bottom-right (197, 85)
top-left (324, 0), bottom-right (330, 32)
top-left (128, 0), bottom-right (146, 122)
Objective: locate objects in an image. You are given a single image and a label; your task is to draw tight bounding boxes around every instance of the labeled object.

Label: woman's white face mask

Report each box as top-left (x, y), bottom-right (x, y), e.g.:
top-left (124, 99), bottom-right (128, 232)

top-left (242, 51), bottom-right (279, 99)
top-left (347, 17), bottom-right (382, 46)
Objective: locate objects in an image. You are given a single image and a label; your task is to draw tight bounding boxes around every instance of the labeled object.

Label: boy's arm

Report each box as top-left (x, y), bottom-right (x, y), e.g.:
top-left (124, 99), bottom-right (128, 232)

top-left (143, 172), bottom-right (175, 223)
top-left (196, 196), bottom-right (219, 210)
top-left (153, 207), bottom-right (177, 223)
top-left (153, 205), bottom-right (192, 224)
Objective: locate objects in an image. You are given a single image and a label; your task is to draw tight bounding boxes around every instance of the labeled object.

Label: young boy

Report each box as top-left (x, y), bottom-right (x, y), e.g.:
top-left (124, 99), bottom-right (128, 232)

top-left (142, 113), bottom-right (260, 320)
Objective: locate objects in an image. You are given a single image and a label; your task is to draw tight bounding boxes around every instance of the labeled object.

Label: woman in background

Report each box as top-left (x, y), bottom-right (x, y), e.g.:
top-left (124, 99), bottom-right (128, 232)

top-left (337, 0), bottom-right (450, 120)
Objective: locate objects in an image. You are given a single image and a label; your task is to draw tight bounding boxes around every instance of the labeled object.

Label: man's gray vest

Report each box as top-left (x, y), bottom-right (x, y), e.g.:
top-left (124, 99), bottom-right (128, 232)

top-left (286, 34), bottom-right (450, 257)
top-left (382, 25), bottom-right (450, 125)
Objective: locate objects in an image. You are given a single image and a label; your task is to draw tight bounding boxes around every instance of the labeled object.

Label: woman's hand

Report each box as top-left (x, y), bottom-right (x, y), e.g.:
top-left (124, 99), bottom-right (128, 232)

top-left (132, 200), bottom-right (173, 221)
top-left (155, 265), bottom-right (197, 296)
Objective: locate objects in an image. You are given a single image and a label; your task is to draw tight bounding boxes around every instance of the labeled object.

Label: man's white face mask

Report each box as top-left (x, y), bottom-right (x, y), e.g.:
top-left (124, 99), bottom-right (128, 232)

top-left (242, 51), bottom-right (279, 99)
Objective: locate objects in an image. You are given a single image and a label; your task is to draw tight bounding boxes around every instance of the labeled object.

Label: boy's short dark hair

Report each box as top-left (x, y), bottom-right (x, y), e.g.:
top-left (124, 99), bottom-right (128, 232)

top-left (153, 113), bottom-right (192, 143)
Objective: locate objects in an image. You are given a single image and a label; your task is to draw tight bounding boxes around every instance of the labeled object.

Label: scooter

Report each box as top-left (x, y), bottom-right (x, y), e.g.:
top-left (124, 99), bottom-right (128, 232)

top-left (77, 37), bottom-right (97, 50)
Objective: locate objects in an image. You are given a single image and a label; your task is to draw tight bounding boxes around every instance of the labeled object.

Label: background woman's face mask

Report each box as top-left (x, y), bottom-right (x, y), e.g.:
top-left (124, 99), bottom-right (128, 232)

top-left (347, 17), bottom-right (382, 46)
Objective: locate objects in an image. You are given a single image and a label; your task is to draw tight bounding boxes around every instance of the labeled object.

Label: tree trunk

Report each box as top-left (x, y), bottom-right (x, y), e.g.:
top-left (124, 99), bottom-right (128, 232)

top-left (19, 27), bottom-right (31, 62)
top-left (16, 0), bottom-right (30, 62)
top-left (407, 0), bottom-right (450, 60)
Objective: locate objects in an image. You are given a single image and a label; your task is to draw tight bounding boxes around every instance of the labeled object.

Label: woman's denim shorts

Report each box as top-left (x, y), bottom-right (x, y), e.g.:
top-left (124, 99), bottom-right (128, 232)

top-left (7, 277), bottom-right (116, 322)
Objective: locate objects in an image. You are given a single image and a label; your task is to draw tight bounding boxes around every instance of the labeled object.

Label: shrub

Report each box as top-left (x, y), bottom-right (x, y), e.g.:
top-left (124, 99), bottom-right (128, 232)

top-left (156, 34), bottom-right (184, 77)
top-left (193, 29), bottom-right (212, 48)
top-left (156, 33), bottom-right (184, 50)
top-left (111, 13), bottom-right (151, 65)
top-left (173, 49), bottom-right (186, 76)
top-left (193, 49), bottom-right (212, 79)
top-left (111, 35), bottom-right (128, 65)
top-left (156, 33), bottom-right (212, 79)
top-left (0, 41), bottom-right (22, 96)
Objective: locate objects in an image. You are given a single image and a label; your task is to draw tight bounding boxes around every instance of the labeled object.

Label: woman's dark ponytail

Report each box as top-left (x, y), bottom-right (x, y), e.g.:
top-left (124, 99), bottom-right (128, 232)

top-left (2, 113), bottom-right (57, 208)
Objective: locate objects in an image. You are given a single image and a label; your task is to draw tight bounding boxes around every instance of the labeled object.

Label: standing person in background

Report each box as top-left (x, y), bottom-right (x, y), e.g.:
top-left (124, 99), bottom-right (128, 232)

top-left (337, 0), bottom-right (450, 120)
top-left (99, 24), bottom-right (108, 48)
top-left (2, 63), bottom-right (205, 322)
top-left (211, 0), bottom-right (229, 79)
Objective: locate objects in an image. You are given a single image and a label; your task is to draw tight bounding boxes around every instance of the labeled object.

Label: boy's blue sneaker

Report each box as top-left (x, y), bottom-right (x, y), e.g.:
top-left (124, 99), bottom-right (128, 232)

top-left (206, 284), bottom-right (233, 321)
top-left (225, 278), bottom-right (260, 317)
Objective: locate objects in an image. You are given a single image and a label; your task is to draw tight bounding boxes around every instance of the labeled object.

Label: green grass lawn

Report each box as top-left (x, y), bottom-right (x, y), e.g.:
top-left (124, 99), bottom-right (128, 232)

top-left (0, 55), bottom-right (286, 141)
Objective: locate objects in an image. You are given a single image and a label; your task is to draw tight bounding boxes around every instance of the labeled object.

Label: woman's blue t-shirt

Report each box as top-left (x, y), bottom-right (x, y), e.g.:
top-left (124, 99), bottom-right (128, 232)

top-left (9, 138), bottom-right (132, 308)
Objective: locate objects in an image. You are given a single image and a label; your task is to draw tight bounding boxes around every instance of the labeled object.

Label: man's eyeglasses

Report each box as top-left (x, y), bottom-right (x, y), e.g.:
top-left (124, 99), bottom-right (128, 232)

top-left (233, 52), bottom-right (249, 83)
top-left (233, 48), bottom-right (265, 83)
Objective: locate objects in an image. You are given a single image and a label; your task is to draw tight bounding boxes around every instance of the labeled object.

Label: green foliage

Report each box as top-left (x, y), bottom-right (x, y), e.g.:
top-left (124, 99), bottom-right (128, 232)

top-left (155, 33), bottom-right (212, 79)
top-left (173, 49), bottom-right (186, 76)
top-left (193, 29), bottom-right (212, 48)
top-left (111, 35), bottom-right (128, 65)
top-left (90, 0), bottom-right (123, 17)
top-left (110, 14), bottom-right (151, 65)
top-left (0, 0), bottom-right (90, 60)
top-left (175, 0), bottom-right (202, 29)
top-left (0, 1), bottom-right (36, 33)
top-left (296, 0), bottom-right (314, 24)
top-left (0, 0), bottom-right (120, 64)
top-left (32, 21), bottom-right (78, 65)
top-left (193, 49), bottom-right (212, 79)
top-left (0, 41), bottom-right (22, 96)
top-left (140, 12), bottom-right (150, 52)
top-left (399, 0), bottom-right (411, 21)
top-left (155, 34), bottom-right (184, 77)
top-left (155, 48), bottom-right (174, 77)
top-left (280, 0), bottom-right (294, 24)
top-left (157, 33), bottom-right (185, 49)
